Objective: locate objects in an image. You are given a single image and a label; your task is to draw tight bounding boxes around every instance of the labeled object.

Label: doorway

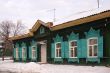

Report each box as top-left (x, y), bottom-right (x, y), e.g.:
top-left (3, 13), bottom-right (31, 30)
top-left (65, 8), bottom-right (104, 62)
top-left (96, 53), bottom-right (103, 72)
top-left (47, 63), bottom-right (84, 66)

top-left (41, 44), bottom-right (47, 63)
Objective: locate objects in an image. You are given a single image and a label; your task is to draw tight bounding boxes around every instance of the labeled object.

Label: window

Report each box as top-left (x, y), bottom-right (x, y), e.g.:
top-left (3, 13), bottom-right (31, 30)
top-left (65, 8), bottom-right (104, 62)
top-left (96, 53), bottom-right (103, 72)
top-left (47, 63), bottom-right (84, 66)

top-left (22, 48), bottom-right (26, 58)
top-left (32, 47), bottom-right (36, 59)
top-left (69, 41), bottom-right (77, 58)
top-left (16, 48), bottom-right (18, 58)
top-left (88, 38), bottom-right (98, 57)
top-left (40, 27), bottom-right (45, 34)
top-left (55, 42), bottom-right (61, 58)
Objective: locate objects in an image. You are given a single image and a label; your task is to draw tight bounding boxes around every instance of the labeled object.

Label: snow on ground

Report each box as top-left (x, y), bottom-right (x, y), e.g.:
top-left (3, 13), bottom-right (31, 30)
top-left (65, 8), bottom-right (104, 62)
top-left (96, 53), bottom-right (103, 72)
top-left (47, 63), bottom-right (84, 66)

top-left (0, 60), bottom-right (110, 73)
top-left (0, 60), bottom-right (40, 73)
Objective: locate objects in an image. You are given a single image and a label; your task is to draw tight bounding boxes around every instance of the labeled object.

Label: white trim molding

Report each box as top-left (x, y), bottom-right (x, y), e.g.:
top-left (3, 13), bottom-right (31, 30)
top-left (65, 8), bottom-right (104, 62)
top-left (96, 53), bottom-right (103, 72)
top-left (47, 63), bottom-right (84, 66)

top-left (87, 37), bottom-right (98, 58)
top-left (32, 46), bottom-right (36, 59)
top-left (55, 42), bottom-right (61, 58)
top-left (69, 40), bottom-right (78, 58)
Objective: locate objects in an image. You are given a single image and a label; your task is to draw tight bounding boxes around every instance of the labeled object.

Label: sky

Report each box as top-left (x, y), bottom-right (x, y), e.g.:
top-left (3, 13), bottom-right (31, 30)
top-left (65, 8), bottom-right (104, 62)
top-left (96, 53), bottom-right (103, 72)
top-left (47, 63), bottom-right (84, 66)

top-left (0, 0), bottom-right (110, 30)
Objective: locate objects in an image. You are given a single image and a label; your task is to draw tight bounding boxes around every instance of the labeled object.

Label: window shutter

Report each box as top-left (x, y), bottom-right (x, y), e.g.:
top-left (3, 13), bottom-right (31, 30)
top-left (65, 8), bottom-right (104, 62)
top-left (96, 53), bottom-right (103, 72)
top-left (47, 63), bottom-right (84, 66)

top-left (14, 48), bottom-right (16, 58)
top-left (19, 47), bottom-right (22, 59)
top-left (81, 39), bottom-right (87, 58)
top-left (77, 40), bottom-right (81, 58)
top-left (98, 36), bottom-right (103, 58)
top-left (29, 46), bottom-right (32, 59)
top-left (25, 48), bottom-right (27, 60)
top-left (61, 42), bottom-right (65, 58)
top-left (64, 41), bottom-right (69, 58)
top-left (36, 46), bottom-right (37, 59)
top-left (51, 43), bottom-right (55, 58)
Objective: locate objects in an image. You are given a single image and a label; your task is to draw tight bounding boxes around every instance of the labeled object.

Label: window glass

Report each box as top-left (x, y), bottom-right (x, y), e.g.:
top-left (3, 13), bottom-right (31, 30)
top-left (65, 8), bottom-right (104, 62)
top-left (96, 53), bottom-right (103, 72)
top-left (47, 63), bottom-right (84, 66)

top-left (56, 43), bottom-right (61, 48)
top-left (71, 41), bottom-right (77, 46)
top-left (74, 47), bottom-right (77, 57)
top-left (59, 49), bottom-right (61, 57)
top-left (89, 39), bottom-right (97, 45)
top-left (89, 46), bottom-right (92, 56)
top-left (71, 49), bottom-right (74, 57)
top-left (94, 45), bottom-right (98, 56)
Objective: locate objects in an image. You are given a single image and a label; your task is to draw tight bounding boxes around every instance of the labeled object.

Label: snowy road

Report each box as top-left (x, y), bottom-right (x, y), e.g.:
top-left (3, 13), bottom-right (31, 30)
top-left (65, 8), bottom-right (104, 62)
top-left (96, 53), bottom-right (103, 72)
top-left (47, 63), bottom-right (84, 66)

top-left (0, 60), bottom-right (110, 73)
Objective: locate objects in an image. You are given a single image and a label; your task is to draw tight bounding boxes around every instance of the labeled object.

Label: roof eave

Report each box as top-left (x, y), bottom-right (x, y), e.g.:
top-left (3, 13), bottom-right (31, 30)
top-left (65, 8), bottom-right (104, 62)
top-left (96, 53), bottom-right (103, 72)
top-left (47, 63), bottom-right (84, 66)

top-left (51, 10), bottom-right (110, 31)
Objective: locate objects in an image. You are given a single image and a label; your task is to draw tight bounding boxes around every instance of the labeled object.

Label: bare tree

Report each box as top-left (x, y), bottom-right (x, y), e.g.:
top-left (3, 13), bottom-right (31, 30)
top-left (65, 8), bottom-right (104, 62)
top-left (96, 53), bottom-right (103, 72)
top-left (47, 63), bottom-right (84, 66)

top-left (11, 20), bottom-right (26, 36)
top-left (0, 21), bottom-right (13, 40)
top-left (0, 21), bottom-right (13, 60)
top-left (0, 20), bottom-right (26, 38)
top-left (0, 20), bottom-right (26, 59)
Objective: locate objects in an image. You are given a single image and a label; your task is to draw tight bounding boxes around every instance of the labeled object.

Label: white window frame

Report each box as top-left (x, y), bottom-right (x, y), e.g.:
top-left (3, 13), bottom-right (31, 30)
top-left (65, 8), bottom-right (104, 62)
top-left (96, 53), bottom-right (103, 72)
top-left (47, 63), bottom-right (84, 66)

top-left (22, 48), bottom-right (26, 58)
top-left (16, 48), bottom-right (19, 59)
top-left (69, 40), bottom-right (77, 58)
top-left (87, 37), bottom-right (98, 58)
top-left (32, 46), bottom-right (36, 59)
top-left (55, 42), bottom-right (61, 58)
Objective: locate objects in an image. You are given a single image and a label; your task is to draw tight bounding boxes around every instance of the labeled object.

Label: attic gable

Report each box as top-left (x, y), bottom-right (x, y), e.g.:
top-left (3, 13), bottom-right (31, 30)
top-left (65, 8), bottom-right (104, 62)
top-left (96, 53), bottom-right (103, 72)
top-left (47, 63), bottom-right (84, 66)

top-left (30, 20), bottom-right (53, 33)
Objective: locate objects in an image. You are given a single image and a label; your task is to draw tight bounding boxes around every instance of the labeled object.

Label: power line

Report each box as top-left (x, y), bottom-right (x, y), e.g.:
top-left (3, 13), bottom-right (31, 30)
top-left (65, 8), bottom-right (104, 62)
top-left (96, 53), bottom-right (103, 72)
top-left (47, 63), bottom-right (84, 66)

top-left (55, 8), bottom-right (98, 22)
top-left (54, 0), bottom-right (101, 22)
top-left (34, 0), bottom-right (101, 22)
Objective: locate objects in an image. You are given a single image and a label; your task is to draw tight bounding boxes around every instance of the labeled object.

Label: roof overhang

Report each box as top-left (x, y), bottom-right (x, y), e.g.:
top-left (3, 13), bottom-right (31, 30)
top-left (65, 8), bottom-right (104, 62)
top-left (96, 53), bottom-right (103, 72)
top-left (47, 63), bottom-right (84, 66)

top-left (9, 32), bottom-right (33, 40)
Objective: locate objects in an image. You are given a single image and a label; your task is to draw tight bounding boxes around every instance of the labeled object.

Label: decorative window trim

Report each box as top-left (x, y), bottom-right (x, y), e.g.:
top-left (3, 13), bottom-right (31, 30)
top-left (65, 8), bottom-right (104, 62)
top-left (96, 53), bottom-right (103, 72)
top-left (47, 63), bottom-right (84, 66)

top-left (55, 42), bottom-right (61, 58)
top-left (69, 40), bottom-right (78, 58)
top-left (32, 46), bottom-right (36, 59)
top-left (16, 48), bottom-right (19, 59)
top-left (87, 37), bottom-right (98, 58)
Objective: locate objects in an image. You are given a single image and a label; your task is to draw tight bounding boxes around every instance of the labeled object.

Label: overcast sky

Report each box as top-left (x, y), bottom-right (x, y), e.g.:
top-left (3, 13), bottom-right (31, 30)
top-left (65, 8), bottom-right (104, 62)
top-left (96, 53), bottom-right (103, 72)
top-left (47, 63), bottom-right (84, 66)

top-left (0, 0), bottom-right (110, 29)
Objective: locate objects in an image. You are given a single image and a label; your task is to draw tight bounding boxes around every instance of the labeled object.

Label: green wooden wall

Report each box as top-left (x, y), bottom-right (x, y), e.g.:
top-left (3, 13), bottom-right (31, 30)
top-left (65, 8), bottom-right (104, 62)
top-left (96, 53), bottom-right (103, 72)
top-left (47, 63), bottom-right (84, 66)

top-left (51, 28), bottom-right (103, 63)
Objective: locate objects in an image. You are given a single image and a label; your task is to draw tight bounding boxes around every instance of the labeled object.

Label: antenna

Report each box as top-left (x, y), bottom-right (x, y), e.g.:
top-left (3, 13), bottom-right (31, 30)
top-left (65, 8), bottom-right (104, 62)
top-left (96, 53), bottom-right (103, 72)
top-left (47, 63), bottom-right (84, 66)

top-left (46, 8), bottom-right (56, 22)
top-left (53, 8), bottom-right (56, 22)
top-left (97, 0), bottom-right (99, 8)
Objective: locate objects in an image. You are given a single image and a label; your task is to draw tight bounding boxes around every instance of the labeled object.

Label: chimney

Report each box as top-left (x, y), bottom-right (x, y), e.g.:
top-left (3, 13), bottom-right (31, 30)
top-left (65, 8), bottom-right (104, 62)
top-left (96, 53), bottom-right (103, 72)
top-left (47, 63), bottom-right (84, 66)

top-left (46, 22), bottom-right (53, 28)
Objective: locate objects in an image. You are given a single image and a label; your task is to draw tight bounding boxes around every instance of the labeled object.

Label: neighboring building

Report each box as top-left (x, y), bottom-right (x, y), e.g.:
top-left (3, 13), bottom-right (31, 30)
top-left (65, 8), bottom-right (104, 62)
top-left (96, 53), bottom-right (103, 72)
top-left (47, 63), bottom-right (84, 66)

top-left (10, 10), bottom-right (110, 64)
top-left (0, 41), bottom-right (4, 57)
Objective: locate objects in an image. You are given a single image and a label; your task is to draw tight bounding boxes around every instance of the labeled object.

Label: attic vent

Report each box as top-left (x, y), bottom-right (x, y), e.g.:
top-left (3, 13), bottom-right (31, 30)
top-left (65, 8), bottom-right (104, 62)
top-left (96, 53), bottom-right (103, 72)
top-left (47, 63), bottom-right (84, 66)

top-left (40, 27), bottom-right (45, 34)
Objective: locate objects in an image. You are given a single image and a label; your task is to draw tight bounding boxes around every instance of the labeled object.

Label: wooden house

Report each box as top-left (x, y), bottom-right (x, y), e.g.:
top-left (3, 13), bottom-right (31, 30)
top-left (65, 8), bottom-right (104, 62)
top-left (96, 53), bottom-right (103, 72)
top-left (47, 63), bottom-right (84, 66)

top-left (10, 10), bottom-right (110, 64)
